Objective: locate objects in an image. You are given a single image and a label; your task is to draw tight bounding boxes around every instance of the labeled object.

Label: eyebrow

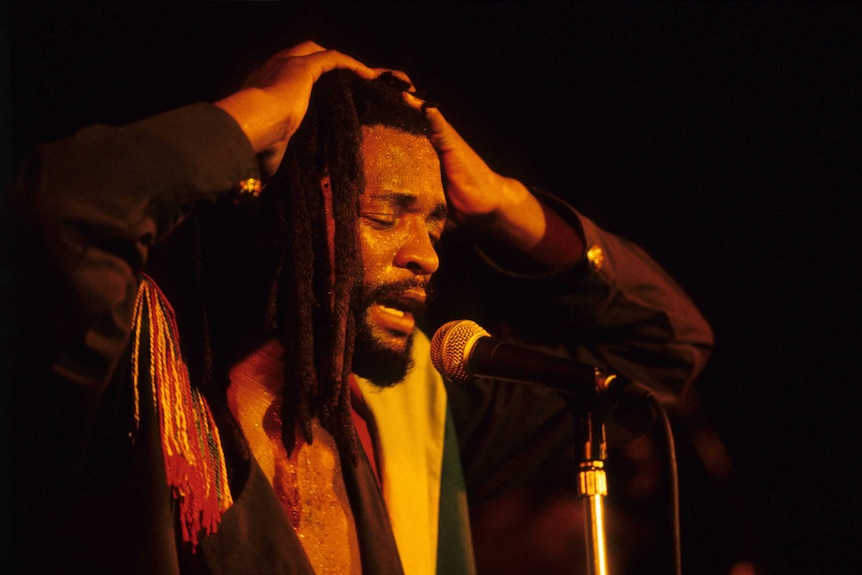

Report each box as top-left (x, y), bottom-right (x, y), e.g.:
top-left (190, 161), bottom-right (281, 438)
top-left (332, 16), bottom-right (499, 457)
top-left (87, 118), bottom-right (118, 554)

top-left (367, 191), bottom-right (448, 221)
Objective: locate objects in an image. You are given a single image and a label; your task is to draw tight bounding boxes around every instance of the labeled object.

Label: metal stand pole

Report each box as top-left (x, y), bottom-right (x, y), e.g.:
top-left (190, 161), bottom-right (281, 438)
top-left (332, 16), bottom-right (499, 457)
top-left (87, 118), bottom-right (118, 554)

top-left (578, 413), bottom-right (609, 575)
top-left (571, 373), bottom-right (614, 575)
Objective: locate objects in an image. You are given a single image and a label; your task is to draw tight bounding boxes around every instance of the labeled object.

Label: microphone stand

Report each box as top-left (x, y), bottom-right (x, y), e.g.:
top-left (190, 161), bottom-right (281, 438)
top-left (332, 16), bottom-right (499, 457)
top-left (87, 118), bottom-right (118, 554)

top-left (568, 371), bottom-right (618, 575)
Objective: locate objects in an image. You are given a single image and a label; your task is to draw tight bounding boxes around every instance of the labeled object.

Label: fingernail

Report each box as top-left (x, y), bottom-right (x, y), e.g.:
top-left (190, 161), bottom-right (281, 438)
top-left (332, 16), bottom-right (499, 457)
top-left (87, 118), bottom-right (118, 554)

top-left (421, 101), bottom-right (439, 113)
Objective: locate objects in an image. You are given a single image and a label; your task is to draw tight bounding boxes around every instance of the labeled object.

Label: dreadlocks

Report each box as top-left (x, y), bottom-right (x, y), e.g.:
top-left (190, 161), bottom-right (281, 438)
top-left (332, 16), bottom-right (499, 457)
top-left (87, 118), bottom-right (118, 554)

top-left (153, 70), bottom-right (431, 467)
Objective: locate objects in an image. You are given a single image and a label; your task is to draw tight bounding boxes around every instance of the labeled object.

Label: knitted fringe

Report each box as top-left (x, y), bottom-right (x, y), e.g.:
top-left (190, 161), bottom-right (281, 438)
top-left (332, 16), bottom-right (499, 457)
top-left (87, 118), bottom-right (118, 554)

top-left (131, 274), bottom-right (233, 549)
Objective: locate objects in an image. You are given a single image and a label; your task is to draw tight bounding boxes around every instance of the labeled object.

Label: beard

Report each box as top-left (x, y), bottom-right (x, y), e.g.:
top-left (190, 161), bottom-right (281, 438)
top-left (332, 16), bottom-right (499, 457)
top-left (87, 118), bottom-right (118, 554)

top-left (352, 323), bottom-right (415, 388)
top-left (351, 278), bottom-right (430, 388)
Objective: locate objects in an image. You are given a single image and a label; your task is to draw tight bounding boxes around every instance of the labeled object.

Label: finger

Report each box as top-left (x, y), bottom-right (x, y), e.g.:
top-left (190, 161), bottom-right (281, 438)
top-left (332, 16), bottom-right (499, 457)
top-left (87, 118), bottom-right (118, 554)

top-left (406, 94), bottom-right (477, 160)
top-left (275, 42), bottom-right (378, 81)
top-left (381, 69), bottom-right (416, 91)
top-left (281, 40), bottom-right (327, 58)
top-left (307, 49), bottom-right (378, 81)
top-left (401, 90), bottom-right (426, 111)
top-left (402, 92), bottom-right (447, 132)
top-left (423, 106), bottom-right (463, 149)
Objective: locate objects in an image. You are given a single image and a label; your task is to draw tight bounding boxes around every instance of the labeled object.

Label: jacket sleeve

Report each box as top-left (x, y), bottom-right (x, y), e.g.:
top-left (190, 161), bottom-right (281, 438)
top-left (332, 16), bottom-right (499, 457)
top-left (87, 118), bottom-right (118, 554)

top-left (3, 103), bottom-right (259, 467)
top-left (433, 189), bottom-right (713, 402)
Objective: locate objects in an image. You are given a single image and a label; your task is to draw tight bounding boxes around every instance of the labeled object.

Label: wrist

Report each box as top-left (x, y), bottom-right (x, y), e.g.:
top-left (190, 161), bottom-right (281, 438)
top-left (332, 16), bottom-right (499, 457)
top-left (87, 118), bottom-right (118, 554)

top-left (475, 181), bottom-right (585, 273)
top-left (214, 88), bottom-right (287, 154)
top-left (481, 177), bottom-right (547, 250)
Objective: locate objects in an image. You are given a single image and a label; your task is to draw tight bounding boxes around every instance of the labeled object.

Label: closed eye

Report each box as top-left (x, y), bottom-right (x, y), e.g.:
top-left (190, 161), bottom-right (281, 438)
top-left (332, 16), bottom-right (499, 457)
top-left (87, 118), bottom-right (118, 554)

top-left (360, 212), bottom-right (397, 228)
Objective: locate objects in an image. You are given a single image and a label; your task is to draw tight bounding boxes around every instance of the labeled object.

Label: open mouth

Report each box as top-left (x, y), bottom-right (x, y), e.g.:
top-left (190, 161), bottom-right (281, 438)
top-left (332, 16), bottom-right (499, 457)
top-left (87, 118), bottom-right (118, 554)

top-left (367, 286), bottom-right (427, 336)
top-left (370, 303), bottom-right (415, 335)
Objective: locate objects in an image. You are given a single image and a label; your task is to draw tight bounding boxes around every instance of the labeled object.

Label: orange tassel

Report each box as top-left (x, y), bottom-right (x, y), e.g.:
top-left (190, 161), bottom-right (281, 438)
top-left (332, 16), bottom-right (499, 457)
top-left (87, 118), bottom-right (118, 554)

top-left (131, 274), bottom-right (233, 549)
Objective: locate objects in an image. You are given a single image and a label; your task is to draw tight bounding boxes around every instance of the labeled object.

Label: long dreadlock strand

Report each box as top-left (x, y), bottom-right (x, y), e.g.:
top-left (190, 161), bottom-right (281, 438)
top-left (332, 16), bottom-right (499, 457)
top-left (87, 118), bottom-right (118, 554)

top-left (276, 71), bottom-right (366, 460)
top-left (315, 72), bottom-right (364, 461)
top-left (277, 103), bottom-right (321, 452)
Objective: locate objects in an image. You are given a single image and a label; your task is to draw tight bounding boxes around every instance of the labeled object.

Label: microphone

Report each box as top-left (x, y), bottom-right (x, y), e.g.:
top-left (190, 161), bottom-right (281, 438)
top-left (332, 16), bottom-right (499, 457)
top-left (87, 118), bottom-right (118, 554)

top-left (431, 319), bottom-right (658, 443)
top-left (430, 319), bottom-right (624, 397)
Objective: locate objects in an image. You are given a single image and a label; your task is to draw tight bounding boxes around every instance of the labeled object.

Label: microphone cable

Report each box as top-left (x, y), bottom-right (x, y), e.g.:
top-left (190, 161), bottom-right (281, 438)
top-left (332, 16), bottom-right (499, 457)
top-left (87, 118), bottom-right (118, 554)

top-left (626, 381), bottom-right (682, 575)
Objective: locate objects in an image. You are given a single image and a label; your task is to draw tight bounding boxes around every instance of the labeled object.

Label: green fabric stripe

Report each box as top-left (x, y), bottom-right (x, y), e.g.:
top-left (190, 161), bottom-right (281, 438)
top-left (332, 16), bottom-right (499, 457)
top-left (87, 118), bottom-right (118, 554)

top-left (436, 406), bottom-right (476, 575)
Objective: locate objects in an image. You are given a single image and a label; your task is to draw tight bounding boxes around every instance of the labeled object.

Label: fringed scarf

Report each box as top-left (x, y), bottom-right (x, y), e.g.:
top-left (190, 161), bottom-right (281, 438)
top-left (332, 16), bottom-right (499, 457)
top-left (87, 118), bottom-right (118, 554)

top-left (130, 273), bottom-right (233, 549)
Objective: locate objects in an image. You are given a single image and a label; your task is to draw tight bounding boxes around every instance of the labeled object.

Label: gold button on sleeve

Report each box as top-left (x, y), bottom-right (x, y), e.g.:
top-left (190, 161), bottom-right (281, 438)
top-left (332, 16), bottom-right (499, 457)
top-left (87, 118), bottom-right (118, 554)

top-left (231, 178), bottom-right (263, 204)
top-left (586, 245), bottom-right (604, 271)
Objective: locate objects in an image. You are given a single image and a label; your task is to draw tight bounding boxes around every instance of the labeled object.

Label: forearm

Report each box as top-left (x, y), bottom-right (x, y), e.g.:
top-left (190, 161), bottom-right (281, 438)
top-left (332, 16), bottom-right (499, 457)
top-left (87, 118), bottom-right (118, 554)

top-left (467, 177), bottom-right (585, 274)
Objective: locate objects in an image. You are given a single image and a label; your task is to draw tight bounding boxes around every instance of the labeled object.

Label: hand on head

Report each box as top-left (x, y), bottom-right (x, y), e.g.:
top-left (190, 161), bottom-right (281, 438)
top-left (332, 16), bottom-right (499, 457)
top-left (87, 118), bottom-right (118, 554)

top-left (401, 92), bottom-right (584, 269)
top-left (216, 41), bottom-right (408, 179)
top-left (401, 91), bottom-right (526, 226)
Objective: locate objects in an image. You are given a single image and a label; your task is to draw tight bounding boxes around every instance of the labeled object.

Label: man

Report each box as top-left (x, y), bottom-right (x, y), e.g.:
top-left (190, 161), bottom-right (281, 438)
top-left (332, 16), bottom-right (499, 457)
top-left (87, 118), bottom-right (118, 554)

top-left (3, 42), bottom-right (712, 574)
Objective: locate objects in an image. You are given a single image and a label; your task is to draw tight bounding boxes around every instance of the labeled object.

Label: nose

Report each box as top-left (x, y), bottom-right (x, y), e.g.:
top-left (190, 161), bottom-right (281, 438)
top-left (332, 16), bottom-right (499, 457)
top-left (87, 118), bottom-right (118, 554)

top-left (393, 220), bottom-right (440, 276)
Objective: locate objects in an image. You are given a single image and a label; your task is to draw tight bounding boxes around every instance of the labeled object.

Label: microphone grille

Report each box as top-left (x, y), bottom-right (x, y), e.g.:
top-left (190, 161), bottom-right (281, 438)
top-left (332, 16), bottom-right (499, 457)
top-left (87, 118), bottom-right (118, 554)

top-left (430, 320), bottom-right (490, 384)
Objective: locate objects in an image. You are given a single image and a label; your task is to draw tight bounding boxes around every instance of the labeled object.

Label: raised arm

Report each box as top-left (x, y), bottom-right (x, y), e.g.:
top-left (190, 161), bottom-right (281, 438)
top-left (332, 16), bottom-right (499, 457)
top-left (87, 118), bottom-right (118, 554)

top-left (3, 42), bottom-right (383, 467)
top-left (405, 94), bottom-right (713, 399)
top-left (404, 91), bottom-right (585, 274)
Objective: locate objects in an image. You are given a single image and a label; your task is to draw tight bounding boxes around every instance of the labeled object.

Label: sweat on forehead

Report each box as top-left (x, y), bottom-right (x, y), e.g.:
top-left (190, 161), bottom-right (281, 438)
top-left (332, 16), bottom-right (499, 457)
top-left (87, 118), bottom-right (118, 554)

top-left (359, 125), bottom-right (441, 191)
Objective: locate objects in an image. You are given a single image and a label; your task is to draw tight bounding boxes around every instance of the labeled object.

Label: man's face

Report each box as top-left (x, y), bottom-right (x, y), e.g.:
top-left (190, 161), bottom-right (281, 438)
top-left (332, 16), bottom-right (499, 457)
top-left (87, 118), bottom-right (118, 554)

top-left (352, 125), bottom-right (447, 387)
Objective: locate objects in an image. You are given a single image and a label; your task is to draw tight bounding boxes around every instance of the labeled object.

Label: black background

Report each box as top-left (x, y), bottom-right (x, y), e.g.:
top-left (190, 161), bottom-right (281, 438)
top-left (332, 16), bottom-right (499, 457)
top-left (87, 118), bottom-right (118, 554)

top-left (4, 2), bottom-right (860, 574)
